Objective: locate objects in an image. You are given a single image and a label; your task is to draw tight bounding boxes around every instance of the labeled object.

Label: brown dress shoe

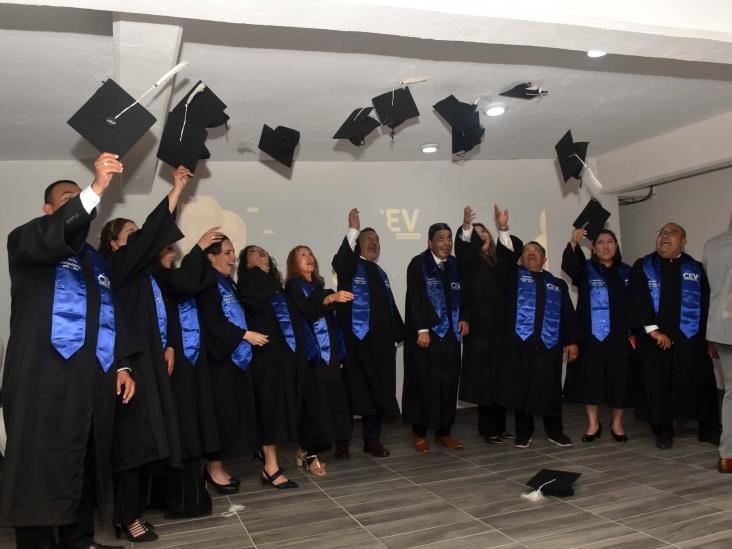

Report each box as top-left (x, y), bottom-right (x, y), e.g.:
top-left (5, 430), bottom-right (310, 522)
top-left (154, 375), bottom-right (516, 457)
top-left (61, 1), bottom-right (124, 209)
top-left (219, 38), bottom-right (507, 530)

top-left (437, 436), bottom-right (464, 449)
top-left (718, 457), bottom-right (732, 473)
top-left (363, 441), bottom-right (390, 457)
top-left (413, 435), bottom-right (430, 453)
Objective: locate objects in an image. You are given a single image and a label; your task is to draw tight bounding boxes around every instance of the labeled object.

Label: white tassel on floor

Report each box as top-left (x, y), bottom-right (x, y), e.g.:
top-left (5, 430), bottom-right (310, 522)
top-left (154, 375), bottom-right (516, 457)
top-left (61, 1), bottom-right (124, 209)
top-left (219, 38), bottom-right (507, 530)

top-left (521, 478), bottom-right (556, 502)
top-left (221, 503), bottom-right (246, 517)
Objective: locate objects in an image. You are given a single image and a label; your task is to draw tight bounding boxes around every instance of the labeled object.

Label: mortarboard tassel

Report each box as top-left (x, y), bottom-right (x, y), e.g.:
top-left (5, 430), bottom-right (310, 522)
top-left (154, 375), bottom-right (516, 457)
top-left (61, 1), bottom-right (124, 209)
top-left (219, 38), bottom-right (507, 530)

top-left (521, 478), bottom-right (556, 502)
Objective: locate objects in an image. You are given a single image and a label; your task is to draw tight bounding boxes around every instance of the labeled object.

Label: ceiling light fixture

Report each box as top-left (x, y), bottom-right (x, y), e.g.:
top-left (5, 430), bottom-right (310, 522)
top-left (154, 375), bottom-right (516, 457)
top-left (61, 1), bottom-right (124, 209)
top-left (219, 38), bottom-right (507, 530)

top-left (587, 50), bottom-right (607, 58)
top-left (485, 104), bottom-right (506, 117)
top-left (420, 143), bottom-right (439, 154)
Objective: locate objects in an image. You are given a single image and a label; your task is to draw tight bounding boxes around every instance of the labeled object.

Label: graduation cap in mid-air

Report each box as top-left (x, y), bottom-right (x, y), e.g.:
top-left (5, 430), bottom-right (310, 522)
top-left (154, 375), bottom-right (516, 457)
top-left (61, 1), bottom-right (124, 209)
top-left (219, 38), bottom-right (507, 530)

top-left (500, 82), bottom-right (549, 100)
top-left (258, 124), bottom-right (300, 167)
top-left (573, 199), bottom-right (611, 241)
top-left (555, 130), bottom-right (589, 182)
top-left (525, 469), bottom-right (581, 498)
top-left (170, 80), bottom-right (229, 129)
top-left (372, 87), bottom-right (420, 132)
top-left (333, 107), bottom-right (380, 146)
top-left (68, 62), bottom-right (187, 157)
top-left (433, 95), bottom-right (484, 156)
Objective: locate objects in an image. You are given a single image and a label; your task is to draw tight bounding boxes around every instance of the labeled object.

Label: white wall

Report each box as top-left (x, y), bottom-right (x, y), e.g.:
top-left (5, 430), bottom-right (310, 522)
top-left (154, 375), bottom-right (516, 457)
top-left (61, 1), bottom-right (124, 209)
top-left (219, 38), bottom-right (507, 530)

top-left (618, 167), bottom-right (732, 264)
top-left (0, 158), bottom-right (618, 397)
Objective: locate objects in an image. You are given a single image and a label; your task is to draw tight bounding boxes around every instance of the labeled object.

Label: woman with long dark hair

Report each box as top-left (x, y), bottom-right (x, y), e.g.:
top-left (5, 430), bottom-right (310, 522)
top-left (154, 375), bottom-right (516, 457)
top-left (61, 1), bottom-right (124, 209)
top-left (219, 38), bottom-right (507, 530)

top-left (456, 205), bottom-right (522, 444)
top-left (98, 166), bottom-right (191, 542)
top-left (197, 237), bottom-right (279, 489)
top-left (236, 245), bottom-right (305, 483)
top-left (147, 227), bottom-right (224, 518)
top-left (285, 245), bottom-right (353, 467)
top-left (562, 227), bottom-right (633, 442)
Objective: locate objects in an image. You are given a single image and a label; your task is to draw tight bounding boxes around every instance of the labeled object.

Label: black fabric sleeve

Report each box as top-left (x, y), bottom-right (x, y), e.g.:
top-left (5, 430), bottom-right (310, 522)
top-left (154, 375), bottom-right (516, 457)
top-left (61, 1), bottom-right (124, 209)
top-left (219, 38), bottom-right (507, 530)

top-left (561, 243), bottom-right (587, 286)
top-left (629, 258), bottom-right (658, 329)
top-left (198, 285), bottom-right (247, 361)
top-left (559, 280), bottom-right (580, 345)
top-left (285, 279), bottom-right (333, 323)
top-left (406, 255), bottom-right (438, 332)
top-left (237, 267), bottom-right (282, 313)
top-left (331, 236), bottom-right (358, 288)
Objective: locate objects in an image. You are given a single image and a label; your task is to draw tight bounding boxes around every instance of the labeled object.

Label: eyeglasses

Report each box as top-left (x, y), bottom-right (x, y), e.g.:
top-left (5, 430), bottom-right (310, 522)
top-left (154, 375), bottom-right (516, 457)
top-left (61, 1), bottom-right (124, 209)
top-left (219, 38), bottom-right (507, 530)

top-left (658, 229), bottom-right (681, 237)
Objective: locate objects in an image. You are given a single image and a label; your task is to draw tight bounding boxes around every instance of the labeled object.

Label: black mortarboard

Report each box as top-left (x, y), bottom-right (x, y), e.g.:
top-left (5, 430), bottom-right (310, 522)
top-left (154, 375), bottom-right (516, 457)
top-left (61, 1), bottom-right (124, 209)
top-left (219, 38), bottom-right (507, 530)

top-left (372, 87), bottom-right (420, 130)
top-left (433, 95), bottom-right (484, 155)
top-left (500, 82), bottom-right (549, 100)
top-left (573, 199), bottom-right (611, 241)
top-left (258, 125), bottom-right (300, 167)
top-left (156, 110), bottom-right (208, 172)
top-left (171, 81), bottom-right (229, 129)
top-left (526, 469), bottom-right (581, 497)
top-left (68, 79), bottom-right (156, 157)
top-left (333, 107), bottom-right (380, 146)
top-left (555, 130), bottom-right (589, 182)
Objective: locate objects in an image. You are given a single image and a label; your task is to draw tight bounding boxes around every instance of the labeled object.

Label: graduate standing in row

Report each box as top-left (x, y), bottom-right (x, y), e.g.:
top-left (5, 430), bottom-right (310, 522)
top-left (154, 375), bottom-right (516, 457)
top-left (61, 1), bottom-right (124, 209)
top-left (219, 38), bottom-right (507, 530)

top-left (456, 205), bottom-right (521, 444)
top-left (562, 227), bottom-right (633, 442)
top-left (499, 238), bottom-right (579, 449)
top-left (630, 223), bottom-right (721, 449)
top-left (332, 209), bottom-right (404, 457)
top-left (403, 223), bottom-right (469, 453)
top-left (0, 154), bottom-right (129, 549)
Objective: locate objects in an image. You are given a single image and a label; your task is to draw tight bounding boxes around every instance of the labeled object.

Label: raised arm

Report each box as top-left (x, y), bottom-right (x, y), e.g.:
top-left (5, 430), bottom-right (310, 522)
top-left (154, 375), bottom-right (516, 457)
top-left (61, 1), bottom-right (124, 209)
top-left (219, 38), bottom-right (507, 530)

top-left (562, 228), bottom-right (589, 285)
top-left (332, 208), bottom-right (361, 281)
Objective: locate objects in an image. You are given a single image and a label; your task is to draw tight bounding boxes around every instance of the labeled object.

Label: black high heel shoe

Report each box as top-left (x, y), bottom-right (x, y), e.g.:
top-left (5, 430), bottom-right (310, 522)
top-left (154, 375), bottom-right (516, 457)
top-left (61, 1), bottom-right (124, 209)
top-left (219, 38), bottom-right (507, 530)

top-left (261, 468), bottom-right (298, 489)
top-left (582, 422), bottom-right (602, 442)
top-left (114, 518), bottom-right (158, 542)
top-left (610, 426), bottom-right (628, 442)
top-left (203, 467), bottom-right (239, 494)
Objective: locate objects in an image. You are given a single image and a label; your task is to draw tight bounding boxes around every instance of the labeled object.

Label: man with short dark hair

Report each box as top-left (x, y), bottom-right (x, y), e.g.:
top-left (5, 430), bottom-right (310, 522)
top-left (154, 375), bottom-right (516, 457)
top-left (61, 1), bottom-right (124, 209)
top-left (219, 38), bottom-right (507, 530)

top-left (631, 222), bottom-right (721, 449)
top-left (403, 223), bottom-right (469, 453)
top-left (0, 153), bottom-right (133, 549)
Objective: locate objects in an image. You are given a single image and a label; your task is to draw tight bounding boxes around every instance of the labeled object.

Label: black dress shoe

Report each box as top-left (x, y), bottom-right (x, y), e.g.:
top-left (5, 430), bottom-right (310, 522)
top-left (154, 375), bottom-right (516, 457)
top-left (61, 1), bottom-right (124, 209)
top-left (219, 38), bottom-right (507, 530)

top-left (610, 426), bottom-right (628, 443)
top-left (363, 441), bottom-right (390, 457)
top-left (203, 468), bottom-right (239, 494)
top-left (484, 435), bottom-right (504, 445)
top-left (261, 468), bottom-right (298, 489)
top-left (655, 437), bottom-right (673, 450)
top-left (582, 423), bottom-right (602, 443)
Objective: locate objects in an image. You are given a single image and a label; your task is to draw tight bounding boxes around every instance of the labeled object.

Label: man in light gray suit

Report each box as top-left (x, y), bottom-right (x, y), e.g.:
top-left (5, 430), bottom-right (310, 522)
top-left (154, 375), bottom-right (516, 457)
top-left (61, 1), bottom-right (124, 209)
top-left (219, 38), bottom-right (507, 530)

top-left (704, 212), bottom-right (732, 473)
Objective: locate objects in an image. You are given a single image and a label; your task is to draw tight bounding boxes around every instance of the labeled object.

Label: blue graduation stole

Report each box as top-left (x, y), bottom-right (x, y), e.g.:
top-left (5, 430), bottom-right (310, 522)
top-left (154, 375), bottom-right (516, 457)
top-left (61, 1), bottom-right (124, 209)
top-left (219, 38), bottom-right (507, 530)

top-left (642, 253), bottom-right (701, 339)
top-left (515, 267), bottom-right (562, 349)
top-left (296, 279), bottom-right (337, 364)
top-left (421, 252), bottom-right (461, 340)
top-left (300, 317), bottom-right (321, 363)
top-left (216, 272), bottom-right (252, 370)
top-left (351, 259), bottom-right (397, 340)
top-left (51, 245), bottom-right (115, 372)
top-left (177, 298), bottom-right (200, 365)
top-left (148, 273), bottom-right (168, 349)
top-left (270, 291), bottom-right (296, 352)
top-left (586, 261), bottom-right (631, 341)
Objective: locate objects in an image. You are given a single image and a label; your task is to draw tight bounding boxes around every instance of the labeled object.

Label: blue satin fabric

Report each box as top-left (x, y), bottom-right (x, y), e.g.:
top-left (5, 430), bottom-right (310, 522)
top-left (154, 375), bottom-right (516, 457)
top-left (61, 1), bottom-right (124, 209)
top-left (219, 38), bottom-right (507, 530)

top-left (586, 261), bottom-right (631, 342)
top-left (514, 267), bottom-right (562, 349)
top-left (177, 298), bottom-right (200, 365)
top-left (270, 291), bottom-right (296, 352)
top-left (421, 253), bottom-right (461, 340)
top-left (216, 272), bottom-right (252, 370)
top-left (351, 259), bottom-right (397, 341)
top-left (296, 279), bottom-right (333, 364)
top-left (642, 253), bottom-right (701, 339)
top-left (148, 272), bottom-right (168, 349)
top-left (51, 245), bottom-right (115, 372)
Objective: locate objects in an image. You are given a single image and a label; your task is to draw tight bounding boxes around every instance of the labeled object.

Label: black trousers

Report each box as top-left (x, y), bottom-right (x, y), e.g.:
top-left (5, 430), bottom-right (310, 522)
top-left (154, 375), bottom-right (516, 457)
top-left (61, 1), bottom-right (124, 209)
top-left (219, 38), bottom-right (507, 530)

top-left (362, 415), bottom-right (382, 443)
top-left (652, 419), bottom-right (721, 439)
top-left (412, 424), bottom-right (451, 438)
top-left (515, 411), bottom-right (564, 438)
top-left (15, 435), bottom-right (96, 549)
top-left (113, 465), bottom-right (149, 528)
top-left (477, 405), bottom-right (507, 437)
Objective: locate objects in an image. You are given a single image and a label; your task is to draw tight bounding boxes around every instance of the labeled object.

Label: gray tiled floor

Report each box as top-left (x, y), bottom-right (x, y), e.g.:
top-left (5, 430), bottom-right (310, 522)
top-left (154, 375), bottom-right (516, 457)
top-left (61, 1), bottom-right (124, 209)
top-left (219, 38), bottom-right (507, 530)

top-left (3, 403), bottom-right (732, 548)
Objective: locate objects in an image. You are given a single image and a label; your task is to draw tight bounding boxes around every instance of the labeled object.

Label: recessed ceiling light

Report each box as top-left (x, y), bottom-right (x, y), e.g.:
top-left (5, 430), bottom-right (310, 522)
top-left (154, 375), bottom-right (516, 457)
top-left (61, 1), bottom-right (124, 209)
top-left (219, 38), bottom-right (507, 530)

top-left (587, 50), bottom-right (607, 58)
top-left (485, 104), bottom-right (506, 117)
top-left (420, 143), bottom-right (439, 154)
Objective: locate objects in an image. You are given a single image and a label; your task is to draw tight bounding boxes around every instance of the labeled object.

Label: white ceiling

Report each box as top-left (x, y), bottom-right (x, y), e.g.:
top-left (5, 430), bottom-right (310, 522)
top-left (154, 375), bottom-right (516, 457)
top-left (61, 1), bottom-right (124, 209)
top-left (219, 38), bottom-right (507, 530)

top-left (3, 3), bottom-right (732, 163)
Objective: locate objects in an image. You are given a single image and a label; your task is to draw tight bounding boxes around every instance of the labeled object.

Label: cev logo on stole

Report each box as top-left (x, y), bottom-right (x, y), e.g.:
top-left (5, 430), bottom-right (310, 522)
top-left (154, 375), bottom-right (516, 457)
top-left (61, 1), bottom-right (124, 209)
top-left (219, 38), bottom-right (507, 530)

top-left (380, 209), bottom-right (420, 240)
top-left (97, 274), bottom-right (111, 289)
top-left (682, 272), bottom-right (700, 282)
top-left (546, 283), bottom-right (560, 292)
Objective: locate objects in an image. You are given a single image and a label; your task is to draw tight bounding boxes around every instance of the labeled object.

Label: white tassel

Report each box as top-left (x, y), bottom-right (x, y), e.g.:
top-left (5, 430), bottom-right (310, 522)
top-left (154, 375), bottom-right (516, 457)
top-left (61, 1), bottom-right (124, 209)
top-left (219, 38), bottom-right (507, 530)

top-left (572, 154), bottom-right (604, 197)
top-left (220, 503), bottom-right (246, 517)
top-left (521, 478), bottom-right (556, 502)
top-left (400, 77), bottom-right (428, 86)
top-left (112, 61), bottom-right (189, 121)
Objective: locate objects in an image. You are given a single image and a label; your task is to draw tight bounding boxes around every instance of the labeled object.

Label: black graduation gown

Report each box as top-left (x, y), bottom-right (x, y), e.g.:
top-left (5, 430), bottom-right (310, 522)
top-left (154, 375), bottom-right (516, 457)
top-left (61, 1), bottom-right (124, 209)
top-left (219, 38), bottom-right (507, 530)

top-left (402, 251), bottom-right (468, 431)
top-left (629, 253), bottom-right (719, 426)
top-left (150, 246), bottom-right (220, 459)
top-left (237, 267), bottom-right (302, 445)
top-left (285, 278), bottom-right (353, 446)
top-left (498, 253), bottom-right (580, 418)
top-left (108, 197), bottom-right (183, 473)
top-left (562, 244), bottom-right (633, 408)
top-left (197, 275), bottom-right (258, 458)
top-left (0, 196), bottom-right (117, 527)
top-left (331, 237), bottom-right (404, 418)
top-left (455, 229), bottom-right (522, 406)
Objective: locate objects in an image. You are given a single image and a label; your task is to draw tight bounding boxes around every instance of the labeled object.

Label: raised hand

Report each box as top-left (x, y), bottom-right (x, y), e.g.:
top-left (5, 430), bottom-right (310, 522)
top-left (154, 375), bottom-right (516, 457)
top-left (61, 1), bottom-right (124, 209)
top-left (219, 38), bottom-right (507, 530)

top-left (494, 204), bottom-right (509, 230)
top-left (348, 208), bottom-right (360, 230)
top-left (463, 206), bottom-right (476, 230)
top-left (172, 165), bottom-right (193, 190)
top-left (197, 226), bottom-right (224, 250)
top-left (92, 152), bottom-right (123, 195)
top-left (570, 227), bottom-right (587, 249)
